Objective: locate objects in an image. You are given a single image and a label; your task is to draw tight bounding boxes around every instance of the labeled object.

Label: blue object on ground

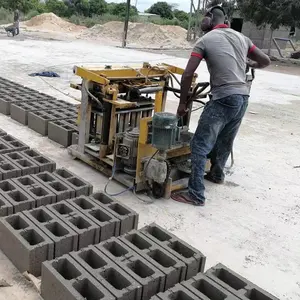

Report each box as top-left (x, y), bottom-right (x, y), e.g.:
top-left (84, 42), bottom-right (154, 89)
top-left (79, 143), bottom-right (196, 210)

top-left (29, 71), bottom-right (60, 78)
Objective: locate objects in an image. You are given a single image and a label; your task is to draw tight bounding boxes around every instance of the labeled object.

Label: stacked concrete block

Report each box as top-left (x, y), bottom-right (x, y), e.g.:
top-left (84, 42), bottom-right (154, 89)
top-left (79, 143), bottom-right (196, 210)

top-left (53, 168), bottom-right (93, 197)
top-left (0, 195), bottom-right (13, 216)
top-left (0, 134), bottom-right (29, 154)
top-left (97, 237), bottom-right (166, 300)
top-left (140, 223), bottom-right (206, 278)
top-left (21, 149), bottom-right (56, 172)
top-left (67, 196), bottom-right (120, 241)
top-left (0, 129), bottom-right (7, 136)
top-left (205, 264), bottom-right (279, 300)
top-left (48, 119), bottom-right (78, 147)
top-left (3, 151), bottom-right (40, 175)
top-left (119, 230), bottom-right (187, 291)
top-left (41, 255), bottom-right (115, 300)
top-left (28, 109), bottom-right (77, 136)
top-left (0, 213), bottom-right (54, 275)
top-left (90, 192), bottom-right (139, 235)
top-left (0, 155), bottom-right (22, 180)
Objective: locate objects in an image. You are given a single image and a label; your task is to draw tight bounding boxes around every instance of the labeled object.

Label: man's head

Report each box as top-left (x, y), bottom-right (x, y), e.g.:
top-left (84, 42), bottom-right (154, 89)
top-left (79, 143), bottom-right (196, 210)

top-left (201, 6), bottom-right (227, 33)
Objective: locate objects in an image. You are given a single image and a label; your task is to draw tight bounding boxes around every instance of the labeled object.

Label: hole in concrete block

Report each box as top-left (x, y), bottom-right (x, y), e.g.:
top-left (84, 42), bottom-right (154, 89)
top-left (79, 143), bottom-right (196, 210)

top-left (37, 173), bottom-right (55, 182)
top-left (0, 199), bottom-right (4, 207)
top-left (127, 260), bottom-right (155, 278)
top-left (89, 209), bottom-right (111, 222)
top-left (125, 233), bottom-right (151, 250)
top-left (68, 177), bottom-right (85, 187)
top-left (8, 190), bottom-right (28, 202)
top-left (21, 229), bottom-right (44, 246)
top-left (148, 249), bottom-right (176, 268)
top-left (18, 160), bottom-right (33, 167)
top-left (103, 241), bottom-right (128, 257)
top-left (30, 209), bottom-right (53, 223)
top-left (11, 141), bottom-right (24, 148)
top-left (167, 291), bottom-right (194, 300)
top-left (245, 288), bottom-right (270, 300)
top-left (53, 258), bottom-right (81, 280)
top-left (55, 169), bottom-right (73, 179)
top-left (30, 187), bottom-right (49, 197)
top-left (79, 249), bottom-right (107, 269)
top-left (100, 268), bottom-right (131, 290)
top-left (0, 181), bottom-right (16, 192)
top-left (73, 278), bottom-right (105, 300)
top-left (35, 156), bottom-right (49, 164)
top-left (213, 268), bottom-right (247, 291)
top-left (24, 150), bottom-right (39, 157)
top-left (6, 215), bottom-right (29, 230)
top-left (145, 226), bottom-right (172, 242)
top-left (42, 115), bottom-right (50, 120)
top-left (53, 203), bottom-right (73, 215)
top-left (1, 164), bottom-right (15, 171)
top-left (17, 176), bottom-right (35, 186)
top-left (69, 216), bottom-right (91, 229)
top-left (63, 125), bottom-right (73, 130)
top-left (108, 203), bottom-right (130, 216)
top-left (73, 197), bottom-right (94, 210)
top-left (192, 279), bottom-right (227, 300)
top-left (33, 111), bottom-right (42, 116)
top-left (45, 222), bottom-right (69, 237)
top-left (0, 144), bottom-right (9, 150)
top-left (7, 152), bottom-right (22, 160)
top-left (2, 135), bottom-right (14, 142)
top-left (169, 241), bottom-right (195, 258)
top-left (92, 193), bottom-right (113, 204)
top-left (49, 181), bottom-right (68, 192)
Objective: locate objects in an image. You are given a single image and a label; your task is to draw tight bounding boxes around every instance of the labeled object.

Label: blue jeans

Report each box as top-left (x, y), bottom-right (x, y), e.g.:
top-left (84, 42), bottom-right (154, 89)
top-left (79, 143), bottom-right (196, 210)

top-left (189, 94), bottom-right (249, 203)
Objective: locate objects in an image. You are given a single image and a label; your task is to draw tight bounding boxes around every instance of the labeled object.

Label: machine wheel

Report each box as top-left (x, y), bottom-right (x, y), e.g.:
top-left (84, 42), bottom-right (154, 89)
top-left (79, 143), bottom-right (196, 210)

top-left (152, 182), bottom-right (165, 199)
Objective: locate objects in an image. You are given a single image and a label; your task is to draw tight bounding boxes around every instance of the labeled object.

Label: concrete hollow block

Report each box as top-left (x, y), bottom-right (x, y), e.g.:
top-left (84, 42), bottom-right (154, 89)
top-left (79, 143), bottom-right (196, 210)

top-left (22, 149), bottom-right (56, 172)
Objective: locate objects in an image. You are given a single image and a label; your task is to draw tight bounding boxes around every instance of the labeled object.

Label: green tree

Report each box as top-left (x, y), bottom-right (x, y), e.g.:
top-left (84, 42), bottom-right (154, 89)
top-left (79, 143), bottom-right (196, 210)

top-left (111, 2), bottom-right (138, 17)
top-left (45, 0), bottom-right (68, 16)
top-left (147, 2), bottom-right (174, 19)
top-left (173, 9), bottom-right (188, 22)
top-left (89, 0), bottom-right (107, 15)
top-left (236, 0), bottom-right (300, 29)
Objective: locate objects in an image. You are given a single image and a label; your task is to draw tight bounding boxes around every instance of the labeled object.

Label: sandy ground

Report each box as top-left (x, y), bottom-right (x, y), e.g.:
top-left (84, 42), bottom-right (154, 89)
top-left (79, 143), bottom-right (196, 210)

top-left (0, 31), bottom-right (299, 300)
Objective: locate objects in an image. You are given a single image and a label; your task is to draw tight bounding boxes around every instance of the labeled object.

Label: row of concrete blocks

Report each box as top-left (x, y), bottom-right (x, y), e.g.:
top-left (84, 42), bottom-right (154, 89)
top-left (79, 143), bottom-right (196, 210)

top-left (0, 148), bottom-right (56, 181)
top-left (0, 194), bottom-right (138, 277)
top-left (41, 223), bottom-right (206, 300)
top-left (151, 264), bottom-right (279, 300)
top-left (10, 99), bottom-right (77, 125)
top-left (0, 168), bottom-right (93, 216)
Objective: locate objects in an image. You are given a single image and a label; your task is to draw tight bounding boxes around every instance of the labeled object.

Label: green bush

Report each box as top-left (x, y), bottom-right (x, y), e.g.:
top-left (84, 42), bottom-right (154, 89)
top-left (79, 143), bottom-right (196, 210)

top-left (25, 9), bottom-right (40, 20)
top-left (0, 7), bottom-right (12, 24)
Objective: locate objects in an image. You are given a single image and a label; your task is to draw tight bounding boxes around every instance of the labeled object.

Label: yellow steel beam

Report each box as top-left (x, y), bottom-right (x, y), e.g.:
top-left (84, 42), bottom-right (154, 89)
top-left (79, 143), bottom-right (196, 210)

top-left (74, 66), bottom-right (110, 85)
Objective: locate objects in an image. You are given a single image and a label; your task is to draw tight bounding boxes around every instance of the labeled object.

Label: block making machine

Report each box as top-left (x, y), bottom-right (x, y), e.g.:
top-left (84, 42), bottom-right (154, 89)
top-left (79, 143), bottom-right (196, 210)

top-left (68, 62), bottom-right (211, 198)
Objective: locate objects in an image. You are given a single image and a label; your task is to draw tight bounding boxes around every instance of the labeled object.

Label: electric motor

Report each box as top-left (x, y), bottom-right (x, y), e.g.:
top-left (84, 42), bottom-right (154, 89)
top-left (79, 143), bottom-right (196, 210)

top-left (152, 112), bottom-right (178, 151)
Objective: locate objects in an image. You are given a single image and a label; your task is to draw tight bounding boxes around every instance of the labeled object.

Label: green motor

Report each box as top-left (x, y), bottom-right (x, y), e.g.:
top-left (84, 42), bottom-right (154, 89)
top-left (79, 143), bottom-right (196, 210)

top-left (152, 112), bottom-right (178, 151)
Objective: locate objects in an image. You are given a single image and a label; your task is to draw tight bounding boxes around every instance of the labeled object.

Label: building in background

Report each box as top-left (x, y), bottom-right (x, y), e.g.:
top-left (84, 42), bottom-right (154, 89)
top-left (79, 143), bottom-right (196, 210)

top-left (138, 12), bottom-right (161, 23)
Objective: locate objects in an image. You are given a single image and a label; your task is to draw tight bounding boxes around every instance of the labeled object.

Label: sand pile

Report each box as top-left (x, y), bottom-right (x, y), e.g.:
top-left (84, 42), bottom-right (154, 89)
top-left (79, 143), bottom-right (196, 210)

top-left (24, 13), bottom-right (85, 33)
top-left (82, 21), bottom-right (191, 48)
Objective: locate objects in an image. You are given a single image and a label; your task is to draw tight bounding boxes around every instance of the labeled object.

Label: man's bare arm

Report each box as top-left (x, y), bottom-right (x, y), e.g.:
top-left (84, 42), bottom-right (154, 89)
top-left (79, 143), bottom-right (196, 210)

top-left (247, 47), bottom-right (271, 69)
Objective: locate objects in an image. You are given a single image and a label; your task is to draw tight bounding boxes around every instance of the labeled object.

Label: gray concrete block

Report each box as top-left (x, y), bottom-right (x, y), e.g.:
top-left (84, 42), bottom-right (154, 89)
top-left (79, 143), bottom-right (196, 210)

top-left (90, 192), bottom-right (139, 235)
top-left (67, 196), bottom-right (120, 241)
top-left (0, 180), bottom-right (35, 213)
top-left (41, 255), bottom-right (115, 300)
top-left (53, 168), bottom-right (93, 197)
top-left (140, 223), bottom-right (206, 278)
top-left (21, 149), bottom-right (56, 172)
top-left (32, 172), bottom-right (76, 201)
top-left (71, 132), bottom-right (79, 145)
top-left (47, 201), bottom-right (100, 249)
top-left (0, 194), bottom-right (13, 216)
top-left (48, 120), bottom-right (77, 147)
top-left (0, 135), bottom-right (29, 153)
top-left (12, 175), bottom-right (56, 207)
top-left (0, 140), bottom-right (13, 154)
top-left (23, 207), bottom-right (78, 257)
top-left (0, 213), bottom-right (54, 276)
top-left (119, 231), bottom-right (186, 291)
top-left (71, 245), bottom-right (142, 300)
top-left (0, 129), bottom-right (7, 136)
top-left (0, 158), bottom-right (22, 180)
top-left (205, 263), bottom-right (280, 300)
top-left (97, 237), bottom-right (165, 300)
top-left (4, 151), bottom-right (40, 175)
top-left (182, 273), bottom-right (239, 300)
top-left (153, 284), bottom-right (201, 300)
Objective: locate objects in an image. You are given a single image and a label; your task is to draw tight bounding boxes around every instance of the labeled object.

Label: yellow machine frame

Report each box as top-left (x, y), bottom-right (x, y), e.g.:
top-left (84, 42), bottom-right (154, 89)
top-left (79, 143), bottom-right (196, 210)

top-left (68, 62), bottom-right (207, 197)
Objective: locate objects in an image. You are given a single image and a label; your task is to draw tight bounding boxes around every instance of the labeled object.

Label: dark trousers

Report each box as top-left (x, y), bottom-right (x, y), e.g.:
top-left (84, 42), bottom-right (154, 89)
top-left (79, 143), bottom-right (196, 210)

top-left (189, 94), bottom-right (249, 202)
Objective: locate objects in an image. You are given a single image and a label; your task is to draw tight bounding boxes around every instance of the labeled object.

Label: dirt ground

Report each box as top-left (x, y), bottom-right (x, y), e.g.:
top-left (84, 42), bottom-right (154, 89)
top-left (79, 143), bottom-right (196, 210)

top-left (0, 29), bottom-right (299, 300)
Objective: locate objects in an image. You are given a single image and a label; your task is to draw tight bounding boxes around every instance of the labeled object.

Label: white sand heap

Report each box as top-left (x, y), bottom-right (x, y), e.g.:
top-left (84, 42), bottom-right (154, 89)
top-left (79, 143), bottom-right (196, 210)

top-left (24, 13), bottom-right (85, 33)
top-left (81, 21), bottom-right (192, 48)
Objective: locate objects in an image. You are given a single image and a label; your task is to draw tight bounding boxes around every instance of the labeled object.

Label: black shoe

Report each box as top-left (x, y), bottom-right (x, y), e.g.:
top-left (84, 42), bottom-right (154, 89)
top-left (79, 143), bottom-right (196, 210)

top-left (204, 173), bottom-right (224, 184)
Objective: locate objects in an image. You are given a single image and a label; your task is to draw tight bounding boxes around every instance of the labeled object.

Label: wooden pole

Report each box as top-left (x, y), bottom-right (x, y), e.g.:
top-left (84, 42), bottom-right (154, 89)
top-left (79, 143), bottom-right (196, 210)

top-left (187, 0), bottom-right (193, 41)
top-left (122, 0), bottom-right (131, 48)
